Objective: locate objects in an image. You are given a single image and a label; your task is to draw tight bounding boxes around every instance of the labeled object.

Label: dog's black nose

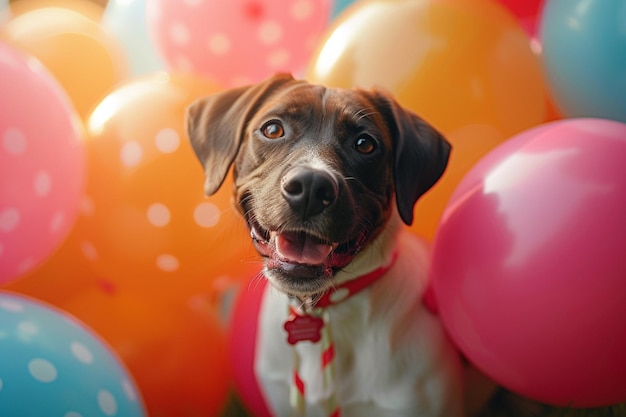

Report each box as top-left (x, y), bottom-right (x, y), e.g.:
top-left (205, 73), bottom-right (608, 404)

top-left (281, 167), bottom-right (338, 219)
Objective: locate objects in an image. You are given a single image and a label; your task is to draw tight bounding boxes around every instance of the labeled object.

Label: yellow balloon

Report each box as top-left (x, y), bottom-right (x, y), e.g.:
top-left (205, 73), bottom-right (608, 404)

top-left (3, 7), bottom-right (127, 119)
top-left (10, 0), bottom-right (104, 21)
top-left (307, 0), bottom-right (550, 239)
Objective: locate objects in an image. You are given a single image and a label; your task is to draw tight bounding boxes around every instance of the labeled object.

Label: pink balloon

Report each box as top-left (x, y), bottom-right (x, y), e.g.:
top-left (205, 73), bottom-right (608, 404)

top-left (146, 0), bottom-right (331, 87)
top-left (0, 42), bottom-right (85, 284)
top-left (431, 118), bottom-right (626, 407)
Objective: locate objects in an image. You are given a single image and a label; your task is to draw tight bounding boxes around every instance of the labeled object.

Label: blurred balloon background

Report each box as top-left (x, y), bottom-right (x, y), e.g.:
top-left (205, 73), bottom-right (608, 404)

top-left (102, 0), bottom-right (164, 76)
top-left (2, 6), bottom-right (127, 119)
top-left (496, 0), bottom-right (544, 36)
top-left (7, 0), bottom-right (105, 20)
top-left (0, 0), bottom-right (9, 23)
top-left (2, 0), bottom-right (625, 415)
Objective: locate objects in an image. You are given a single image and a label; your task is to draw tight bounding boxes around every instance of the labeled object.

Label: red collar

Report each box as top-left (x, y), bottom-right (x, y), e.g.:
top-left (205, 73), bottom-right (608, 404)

top-left (313, 251), bottom-right (398, 308)
top-left (284, 252), bottom-right (398, 345)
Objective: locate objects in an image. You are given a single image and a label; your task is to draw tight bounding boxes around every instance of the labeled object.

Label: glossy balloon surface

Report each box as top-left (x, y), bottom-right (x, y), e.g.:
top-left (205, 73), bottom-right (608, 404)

top-left (432, 118), bottom-right (626, 407)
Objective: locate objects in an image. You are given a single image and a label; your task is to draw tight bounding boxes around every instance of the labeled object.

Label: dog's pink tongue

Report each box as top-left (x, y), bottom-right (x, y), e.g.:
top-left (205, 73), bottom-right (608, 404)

top-left (275, 232), bottom-right (332, 265)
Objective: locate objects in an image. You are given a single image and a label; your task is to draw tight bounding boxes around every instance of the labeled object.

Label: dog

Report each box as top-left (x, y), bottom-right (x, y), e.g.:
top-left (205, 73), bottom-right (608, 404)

top-left (186, 73), bottom-right (470, 416)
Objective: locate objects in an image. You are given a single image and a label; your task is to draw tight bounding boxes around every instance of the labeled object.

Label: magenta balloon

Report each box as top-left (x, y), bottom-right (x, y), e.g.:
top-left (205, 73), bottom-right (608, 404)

top-left (432, 118), bottom-right (626, 407)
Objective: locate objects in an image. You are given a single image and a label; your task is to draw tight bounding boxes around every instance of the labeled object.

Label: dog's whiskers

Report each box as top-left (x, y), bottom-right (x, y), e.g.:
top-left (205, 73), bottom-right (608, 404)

top-left (248, 270), bottom-right (267, 292)
top-left (241, 255), bottom-right (264, 265)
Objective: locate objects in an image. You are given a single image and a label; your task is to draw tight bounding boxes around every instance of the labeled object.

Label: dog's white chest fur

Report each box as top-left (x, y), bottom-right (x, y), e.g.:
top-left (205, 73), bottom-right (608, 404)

top-left (255, 228), bottom-right (465, 417)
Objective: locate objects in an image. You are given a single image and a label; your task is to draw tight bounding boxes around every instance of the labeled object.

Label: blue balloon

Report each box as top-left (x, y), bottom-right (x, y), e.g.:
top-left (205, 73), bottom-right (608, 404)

top-left (102, 0), bottom-right (165, 76)
top-left (0, 292), bottom-right (146, 417)
top-left (540, 0), bottom-right (626, 122)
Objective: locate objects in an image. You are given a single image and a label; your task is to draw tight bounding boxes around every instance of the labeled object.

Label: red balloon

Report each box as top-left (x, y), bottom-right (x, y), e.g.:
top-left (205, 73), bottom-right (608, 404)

top-left (496, 0), bottom-right (544, 35)
top-left (431, 118), bottom-right (626, 407)
top-left (229, 276), bottom-right (272, 417)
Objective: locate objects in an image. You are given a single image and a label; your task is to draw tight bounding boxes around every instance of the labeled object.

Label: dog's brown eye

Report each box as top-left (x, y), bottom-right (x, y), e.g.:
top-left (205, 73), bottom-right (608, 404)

top-left (261, 121), bottom-right (284, 139)
top-left (355, 136), bottom-right (377, 154)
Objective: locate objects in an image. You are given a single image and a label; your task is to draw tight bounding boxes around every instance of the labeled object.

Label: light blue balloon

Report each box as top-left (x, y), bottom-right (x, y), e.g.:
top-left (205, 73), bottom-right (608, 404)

top-left (540, 0), bottom-right (626, 122)
top-left (102, 0), bottom-right (165, 76)
top-left (0, 292), bottom-right (146, 417)
top-left (331, 0), bottom-right (358, 19)
top-left (0, 0), bottom-right (10, 24)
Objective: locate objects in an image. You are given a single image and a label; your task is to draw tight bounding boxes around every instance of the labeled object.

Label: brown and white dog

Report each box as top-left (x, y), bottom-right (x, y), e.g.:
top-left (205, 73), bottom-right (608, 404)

top-left (186, 74), bottom-right (471, 417)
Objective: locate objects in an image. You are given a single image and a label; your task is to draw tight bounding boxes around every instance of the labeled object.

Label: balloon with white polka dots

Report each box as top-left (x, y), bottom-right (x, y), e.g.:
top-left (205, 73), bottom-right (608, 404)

top-left (0, 42), bottom-right (85, 284)
top-left (76, 73), bottom-right (252, 291)
top-left (0, 291), bottom-right (147, 416)
top-left (145, 0), bottom-right (332, 87)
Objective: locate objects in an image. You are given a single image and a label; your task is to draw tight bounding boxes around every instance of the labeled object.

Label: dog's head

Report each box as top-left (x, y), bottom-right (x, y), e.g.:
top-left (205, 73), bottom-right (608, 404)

top-left (186, 74), bottom-right (450, 297)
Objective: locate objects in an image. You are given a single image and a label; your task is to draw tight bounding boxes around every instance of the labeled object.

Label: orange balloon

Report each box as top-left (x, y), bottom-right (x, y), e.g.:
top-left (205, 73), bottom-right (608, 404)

top-left (60, 285), bottom-right (233, 417)
top-left (3, 226), bottom-right (98, 306)
top-left (308, 0), bottom-right (548, 135)
top-left (75, 73), bottom-right (255, 293)
top-left (412, 124), bottom-right (507, 239)
top-left (307, 0), bottom-right (550, 239)
top-left (9, 0), bottom-right (105, 21)
top-left (2, 7), bottom-right (127, 119)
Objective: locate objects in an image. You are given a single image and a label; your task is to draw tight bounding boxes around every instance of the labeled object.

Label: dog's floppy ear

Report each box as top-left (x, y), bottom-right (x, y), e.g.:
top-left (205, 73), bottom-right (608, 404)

top-left (373, 92), bottom-right (451, 225)
top-left (186, 73), bottom-right (296, 195)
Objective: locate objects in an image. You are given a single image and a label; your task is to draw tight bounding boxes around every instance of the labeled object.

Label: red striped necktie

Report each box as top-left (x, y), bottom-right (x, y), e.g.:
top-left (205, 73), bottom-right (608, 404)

top-left (284, 252), bottom-right (398, 417)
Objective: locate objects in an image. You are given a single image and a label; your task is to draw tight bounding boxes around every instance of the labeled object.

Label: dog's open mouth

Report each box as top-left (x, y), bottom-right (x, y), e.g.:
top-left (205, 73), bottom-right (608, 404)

top-left (274, 230), bottom-right (337, 265)
top-left (248, 218), bottom-right (364, 281)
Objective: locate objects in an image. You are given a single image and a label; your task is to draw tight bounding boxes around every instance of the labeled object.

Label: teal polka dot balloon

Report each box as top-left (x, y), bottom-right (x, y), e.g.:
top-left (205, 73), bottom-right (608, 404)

top-left (0, 292), bottom-right (146, 417)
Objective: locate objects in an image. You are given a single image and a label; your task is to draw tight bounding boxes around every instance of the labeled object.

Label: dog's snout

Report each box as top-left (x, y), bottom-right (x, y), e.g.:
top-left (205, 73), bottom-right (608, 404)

top-left (281, 167), bottom-right (338, 220)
